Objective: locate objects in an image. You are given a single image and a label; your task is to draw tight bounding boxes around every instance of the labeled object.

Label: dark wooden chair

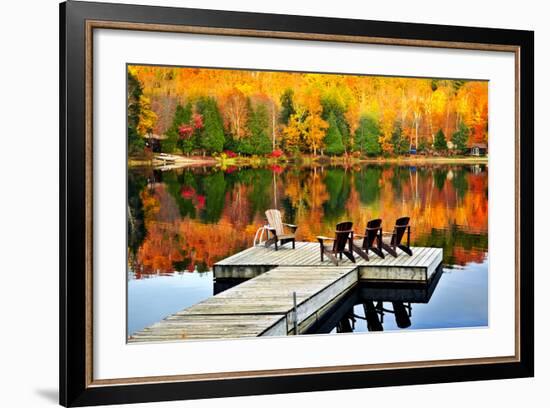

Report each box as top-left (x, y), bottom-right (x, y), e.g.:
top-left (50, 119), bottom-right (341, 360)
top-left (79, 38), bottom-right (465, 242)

top-left (352, 218), bottom-right (385, 261)
top-left (264, 209), bottom-right (297, 250)
top-left (381, 216), bottom-right (413, 257)
top-left (317, 221), bottom-right (356, 266)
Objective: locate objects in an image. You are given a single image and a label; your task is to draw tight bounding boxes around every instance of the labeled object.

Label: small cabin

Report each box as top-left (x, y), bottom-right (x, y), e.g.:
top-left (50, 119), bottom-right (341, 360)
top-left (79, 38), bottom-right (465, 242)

top-left (144, 134), bottom-right (166, 153)
top-left (468, 143), bottom-right (488, 156)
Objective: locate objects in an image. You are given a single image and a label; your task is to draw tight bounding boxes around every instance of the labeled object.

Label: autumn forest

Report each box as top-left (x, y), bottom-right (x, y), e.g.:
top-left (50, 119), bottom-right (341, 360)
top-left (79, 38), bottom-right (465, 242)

top-left (128, 65), bottom-right (488, 158)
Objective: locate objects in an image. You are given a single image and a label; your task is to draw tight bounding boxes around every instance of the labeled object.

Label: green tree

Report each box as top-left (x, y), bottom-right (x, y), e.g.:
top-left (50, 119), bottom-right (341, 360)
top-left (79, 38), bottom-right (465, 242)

top-left (355, 167), bottom-right (382, 205)
top-left (434, 128), bottom-right (448, 152)
top-left (247, 103), bottom-right (272, 155)
top-left (324, 112), bottom-right (345, 155)
top-left (355, 115), bottom-right (381, 156)
top-left (321, 98), bottom-right (351, 152)
top-left (200, 171), bottom-right (226, 223)
top-left (164, 102), bottom-right (193, 153)
top-left (391, 122), bottom-right (409, 155)
top-left (127, 171), bottom-right (147, 256)
top-left (323, 168), bottom-right (350, 221)
top-left (452, 167), bottom-right (468, 200)
top-left (163, 170), bottom-right (198, 218)
top-left (279, 89), bottom-right (296, 125)
top-left (433, 168), bottom-right (447, 191)
top-left (196, 97), bottom-right (225, 154)
top-left (451, 121), bottom-right (470, 153)
top-left (127, 71), bottom-right (146, 155)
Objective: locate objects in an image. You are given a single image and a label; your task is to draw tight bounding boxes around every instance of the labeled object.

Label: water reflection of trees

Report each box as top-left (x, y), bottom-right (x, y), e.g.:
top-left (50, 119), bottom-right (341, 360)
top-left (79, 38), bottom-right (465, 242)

top-left (127, 164), bottom-right (488, 276)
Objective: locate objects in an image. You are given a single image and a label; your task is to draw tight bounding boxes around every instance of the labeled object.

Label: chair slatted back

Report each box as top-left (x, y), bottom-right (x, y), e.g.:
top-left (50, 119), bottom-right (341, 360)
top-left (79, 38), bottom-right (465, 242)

top-left (392, 217), bottom-right (410, 246)
top-left (265, 209), bottom-right (285, 236)
top-left (333, 221), bottom-right (353, 252)
top-left (363, 218), bottom-right (382, 249)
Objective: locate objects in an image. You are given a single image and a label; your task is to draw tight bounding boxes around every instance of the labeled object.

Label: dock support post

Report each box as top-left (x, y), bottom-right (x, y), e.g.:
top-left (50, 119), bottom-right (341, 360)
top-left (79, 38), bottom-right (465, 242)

top-left (293, 291), bottom-right (298, 335)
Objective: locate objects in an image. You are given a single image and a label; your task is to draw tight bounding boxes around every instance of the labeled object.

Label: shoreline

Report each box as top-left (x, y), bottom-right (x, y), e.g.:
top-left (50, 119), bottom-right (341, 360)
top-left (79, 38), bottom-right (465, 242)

top-left (128, 154), bottom-right (488, 169)
top-left (355, 156), bottom-right (488, 164)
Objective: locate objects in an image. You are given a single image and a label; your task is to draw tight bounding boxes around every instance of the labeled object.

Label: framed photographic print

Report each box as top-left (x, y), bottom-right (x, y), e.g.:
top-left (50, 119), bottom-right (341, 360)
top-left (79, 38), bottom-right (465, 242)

top-left (60, 0), bottom-right (534, 406)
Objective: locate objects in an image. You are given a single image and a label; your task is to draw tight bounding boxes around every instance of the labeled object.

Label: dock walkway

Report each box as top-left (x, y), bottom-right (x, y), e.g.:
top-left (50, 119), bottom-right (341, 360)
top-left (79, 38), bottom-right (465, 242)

top-left (129, 242), bottom-right (442, 342)
top-left (129, 265), bottom-right (357, 342)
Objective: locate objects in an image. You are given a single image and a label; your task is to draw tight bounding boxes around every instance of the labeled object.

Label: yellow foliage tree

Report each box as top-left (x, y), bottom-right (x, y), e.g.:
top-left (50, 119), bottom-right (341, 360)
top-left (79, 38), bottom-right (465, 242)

top-left (137, 95), bottom-right (157, 136)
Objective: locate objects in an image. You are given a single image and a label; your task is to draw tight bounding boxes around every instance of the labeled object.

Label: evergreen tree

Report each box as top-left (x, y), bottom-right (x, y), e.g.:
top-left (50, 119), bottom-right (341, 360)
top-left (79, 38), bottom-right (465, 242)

top-left (434, 128), bottom-right (448, 152)
top-left (196, 97), bottom-right (225, 154)
top-left (324, 112), bottom-right (345, 155)
top-left (164, 102), bottom-right (192, 153)
top-left (279, 89), bottom-right (296, 125)
top-left (434, 168), bottom-right (447, 191)
top-left (177, 103), bottom-right (194, 153)
top-left (355, 115), bottom-right (381, 156)
top-left (451, 121), bottom-right (470, 153)
top-left (391, 122), bottom-right (409, 155)
top-left (127, 71), bottom-right (146, 155)
top-left (321, 98), bottom-right (351, 152)
top-left (247, 103), bottom-right (272, 155)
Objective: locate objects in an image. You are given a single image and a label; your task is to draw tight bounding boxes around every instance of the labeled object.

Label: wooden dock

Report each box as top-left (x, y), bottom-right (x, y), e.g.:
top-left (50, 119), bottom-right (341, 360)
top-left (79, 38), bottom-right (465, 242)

top-left (129, 265), bottom-right (357, 342)
top-left (129, 243), bottom-right (442, 342)
top-left (214, 242), bottom-right (442, 282)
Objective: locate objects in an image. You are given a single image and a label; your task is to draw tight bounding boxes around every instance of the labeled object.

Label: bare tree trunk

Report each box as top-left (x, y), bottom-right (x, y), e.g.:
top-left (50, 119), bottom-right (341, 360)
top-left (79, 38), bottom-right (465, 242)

top-left (445, 104), bottom-right (450, 141)
top-left (272, 102), bottom-right (276, 150)
top-left (273, 172), bottom-right (278, 208)
top-left (415, 116), bottom-right (419, 149)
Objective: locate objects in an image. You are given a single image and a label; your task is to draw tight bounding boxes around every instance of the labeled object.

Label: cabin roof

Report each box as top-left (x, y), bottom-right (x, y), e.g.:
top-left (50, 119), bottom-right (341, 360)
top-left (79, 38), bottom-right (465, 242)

top-left (469, 142), bottom-right (488, 149)
top-left (148, 134), bottom-right (167, 140)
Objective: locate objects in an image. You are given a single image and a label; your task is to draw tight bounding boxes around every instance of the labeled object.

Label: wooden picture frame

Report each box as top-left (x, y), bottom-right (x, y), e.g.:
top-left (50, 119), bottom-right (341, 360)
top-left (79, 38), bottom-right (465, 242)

top-left (60, 1), bottom-right (534, 406)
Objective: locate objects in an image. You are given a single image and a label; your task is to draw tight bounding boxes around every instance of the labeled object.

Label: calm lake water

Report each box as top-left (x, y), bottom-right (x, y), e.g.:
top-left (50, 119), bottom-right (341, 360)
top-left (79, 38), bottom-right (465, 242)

top-left (127, 163), bottom-right (488, 336)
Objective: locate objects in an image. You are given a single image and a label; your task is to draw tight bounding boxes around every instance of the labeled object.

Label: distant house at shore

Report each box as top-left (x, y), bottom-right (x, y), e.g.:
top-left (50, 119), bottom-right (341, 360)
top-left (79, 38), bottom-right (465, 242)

top-left (145, 134), bottom-right (166, 152)
top-left (468, 143), bottom-right (488, 156)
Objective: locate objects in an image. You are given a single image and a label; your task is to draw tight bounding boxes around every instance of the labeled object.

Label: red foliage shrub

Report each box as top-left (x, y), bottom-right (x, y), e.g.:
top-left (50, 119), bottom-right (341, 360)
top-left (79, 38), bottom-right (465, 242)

top-left (192, 113), bottom-right (204, 130)
top-left (178, 124), bottom-right (194, 139)
top-left (180, 186), bottom-right (196, 199)
top-left (270, 164), bottom-right (284, 174)
top-left (270, 149), bottom-right (284, 158)
top-left (195, 195), bottom-right (206, 209)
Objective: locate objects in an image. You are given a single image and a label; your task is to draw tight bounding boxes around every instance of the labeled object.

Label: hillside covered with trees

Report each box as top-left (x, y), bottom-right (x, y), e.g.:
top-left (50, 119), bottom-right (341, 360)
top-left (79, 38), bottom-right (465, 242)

top-left (128, 65), bottom-right (488, 158)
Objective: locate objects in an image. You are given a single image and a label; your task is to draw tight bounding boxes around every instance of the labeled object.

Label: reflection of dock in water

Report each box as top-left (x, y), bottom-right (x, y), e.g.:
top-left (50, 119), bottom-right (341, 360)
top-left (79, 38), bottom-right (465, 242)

top-left (307, 266), bottom-right (444, 334)
top-left (128, 243), bottom-right (442, 342)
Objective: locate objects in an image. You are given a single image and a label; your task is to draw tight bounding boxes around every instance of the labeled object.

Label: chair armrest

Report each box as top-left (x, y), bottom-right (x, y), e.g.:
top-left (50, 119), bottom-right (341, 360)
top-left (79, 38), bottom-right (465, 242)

top-left (355, 233), bottom-right (366, 238)
top-left (266, 227), bottom-right (278, 237)
top-left (284, 223), bottom-right (298, 233)
top-left (382, 231), bottom-right (394, 236)
top-left (333, 229), bottom-right (354, 234)
top-left (316, 236), bottom-right (335, 241)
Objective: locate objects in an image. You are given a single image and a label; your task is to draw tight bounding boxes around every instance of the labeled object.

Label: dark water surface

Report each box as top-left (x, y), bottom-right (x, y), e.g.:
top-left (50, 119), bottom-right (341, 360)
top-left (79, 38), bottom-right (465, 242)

top-left (127, 163), bottom-right (488, 336)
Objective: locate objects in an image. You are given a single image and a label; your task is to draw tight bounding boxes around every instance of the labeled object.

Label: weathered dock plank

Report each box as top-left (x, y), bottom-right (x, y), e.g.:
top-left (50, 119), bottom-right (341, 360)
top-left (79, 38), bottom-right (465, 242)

top-left (129, 265), bottom-right (358, 342)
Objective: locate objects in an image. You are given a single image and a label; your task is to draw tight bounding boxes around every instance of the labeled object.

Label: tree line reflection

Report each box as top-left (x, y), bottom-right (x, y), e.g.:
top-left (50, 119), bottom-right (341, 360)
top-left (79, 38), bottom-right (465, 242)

top-left (128, 164), bottom-right (488, 278)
